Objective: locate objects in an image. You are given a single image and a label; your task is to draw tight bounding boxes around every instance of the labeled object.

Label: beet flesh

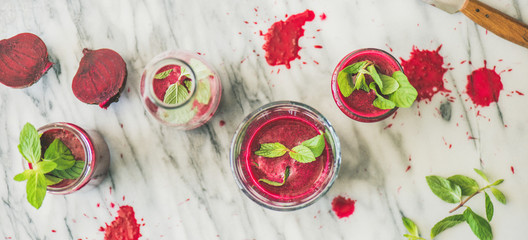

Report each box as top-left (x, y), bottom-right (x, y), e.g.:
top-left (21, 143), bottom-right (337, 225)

top-left (0, 33), bottom-right (53, 88)
top-left (72, 48), bottom-right (127, 109)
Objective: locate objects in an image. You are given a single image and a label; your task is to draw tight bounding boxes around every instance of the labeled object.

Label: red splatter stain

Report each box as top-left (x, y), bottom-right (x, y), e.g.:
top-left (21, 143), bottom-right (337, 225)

top-left (51, 230), bottom-right (56, 233)
top-left (120, 124), bottom-right (123, 128)
top-left (384, 124), bottom-right (393, 129)
top-left (331, 196), bottom-right (356, 219)
top-left (405, 165), bottom-right (411, 172)
top-left (511, 166), bottom-right (515, 174)
top-left (319, 13), bottom-right (326, 20)
top-left (123, 196), bottom-right (126, 201)
top-left (314, 45), bottom-right (323, 49)
top-left (109, 187), bottom-right (112, 195)
top-left (385, 44), bottom-right (393, 52)
top-left (400, 46), bottom-right (450, 101)
top-left (313, 60), bottom-right (319, 65)
top-left (461, 60), bottom-right (467, 64)
top-left (219, 120), bottom-right (226, 127)
top-left (110, 202), bottom-right (115, 208)
top-left (515, 91), bottom-right (524, 96)
top-left (101, 206), bottom-right (142, 240)
top-left (262, 10), bottom-right (315, 68)
top-left (466, 61), bottom-right (503, 107)
top-left (97, 203), bottom-right (100, 208)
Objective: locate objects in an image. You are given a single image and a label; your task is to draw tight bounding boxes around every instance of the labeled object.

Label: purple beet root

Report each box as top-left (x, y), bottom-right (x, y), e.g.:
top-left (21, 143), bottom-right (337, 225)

top-left (0, 33), bottom-right (53, 88)
top-left (72, 48), bottom-right (127, 109)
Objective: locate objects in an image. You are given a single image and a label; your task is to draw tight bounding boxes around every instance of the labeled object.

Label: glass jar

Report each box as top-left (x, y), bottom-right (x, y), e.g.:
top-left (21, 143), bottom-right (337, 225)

top-left (140, 50), bottom-right (222, 129)
top-left (230, 101), bottom-right (341, 211)
top-left (23, 122), bottom-right (110, 195)
top-left (331, 48), bottom-right (402, 122)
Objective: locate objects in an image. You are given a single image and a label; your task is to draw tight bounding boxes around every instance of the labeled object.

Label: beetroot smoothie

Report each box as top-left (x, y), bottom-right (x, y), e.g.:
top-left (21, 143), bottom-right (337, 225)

top-left (246, 116), bottom-right (330, 200)
top-left (231, 101), bottom-right (340, 211)
top-left (331, 49), bottom-right (402, 122)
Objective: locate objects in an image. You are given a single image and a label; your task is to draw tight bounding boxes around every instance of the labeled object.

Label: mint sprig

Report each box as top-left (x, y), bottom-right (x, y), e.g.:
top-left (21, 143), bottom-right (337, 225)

top-left (402, 169), bottom-right (506, 240)
top-left (254, 133), bottom-right (326, 186)
top-left (14, 123), bottom-right (84, 209)
top-left (336, 60), bottom-right (417, 110)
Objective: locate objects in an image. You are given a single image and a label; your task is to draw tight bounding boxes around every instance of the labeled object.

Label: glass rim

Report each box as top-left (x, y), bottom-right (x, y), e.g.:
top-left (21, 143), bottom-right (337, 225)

top-left (229, 100), bottom-right (341, 211)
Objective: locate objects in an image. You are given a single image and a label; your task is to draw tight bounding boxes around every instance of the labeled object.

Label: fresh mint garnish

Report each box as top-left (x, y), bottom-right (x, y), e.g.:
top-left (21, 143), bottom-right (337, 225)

top-left (154, 69), bottom-right (173, 79)
top-left (402, 216), bottom-right (419, 237)
top-left (403, 170), bottom-right (506, 240)
top-left (254, 132), bottom-right (325, 186)
top-left (164, 82), bottom-right (190, 105)
top-left (258, 166), bottom-right (290, 187)
top-left (336, 60), bottom-right (417, 110)
top-left (14, 123), bottom-right (85, 209)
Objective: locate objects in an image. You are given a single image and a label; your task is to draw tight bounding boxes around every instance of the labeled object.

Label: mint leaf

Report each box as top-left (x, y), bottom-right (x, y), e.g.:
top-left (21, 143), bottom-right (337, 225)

top-left (474, 169), bottom-right (489, 182)
top-left (289, 145), bottom-right (316, 163)
top-left (43, 139), bottom-right (75, 170)
top-left (164, 83), bottom-right (189, 105)
top-left (464, 207), bottom-right (493, 240)
top-left (189, 58), bottom-right (214, 80)
top-left (430, 214), bottom-right (465, 238)
top-left (36, 161), bottom-right (57, 174)
top-left (258, 166), bottom-right (290, 187)
top-left (490, 179), bottom-right (504, 186)
top-left (370, 83), bottom-right (396, 109)
top-left (45, 174), bottom-right (62, 186)
top-left (154, 69), bottom-right (173, 79)
top-left (341, 61), bottom-right (368, 74)
top-left (196, 80), bottom-right (211, 104)
top-left (426, 175), bottom-right (462, 203)
top-left (18, 123), bottom-right (41, 164)
top-left (367, 65), bottom-right (383, 90)
top-left (388, 71), bottom-right (417, 108)
top-left (490, 187), bottom-right (506, 204)
top-left (355, 72), bottom-right (370, 92)
top-left (27, 171), bottom-right (47, 209)
top-left (161, 104), bottom-right (197, 124)
top-left (380, 74), bottom-right (399, 95)
top-left (301, 133), bottom-right (325, 158)
top-left (402, 216), bottom-right (419, 236)
top-left (180, 66), bottom-right (192, 79)
top-left (49, 160), bottom-right (83, 180)
top-left (255, 143), bottom-right (289, 158)
top-left (485, 192), bottom-right (494, 221)
top-left (337, 71), bottom-right (353, 97)
top-left (447, 175), bottom-right (479, 196)
top-left (14, 170), bottom-right (34, 182)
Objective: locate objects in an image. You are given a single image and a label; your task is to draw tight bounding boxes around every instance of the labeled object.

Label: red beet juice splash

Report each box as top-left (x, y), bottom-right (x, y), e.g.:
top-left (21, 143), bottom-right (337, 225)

top-left (262, 10), bottom-right (315, 68)
top-left (400, 46), bottom-right (450, 101)
top-left (332, 196), bottom-right (356, 218)
top-left (102, 205), bottom-right (141, 240)
top-left (466, 61), bottom-right (503, 107)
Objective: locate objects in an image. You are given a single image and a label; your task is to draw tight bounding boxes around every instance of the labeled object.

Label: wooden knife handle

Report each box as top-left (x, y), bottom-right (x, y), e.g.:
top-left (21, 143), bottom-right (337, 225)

top-left (461, 0), bottom-right (528, 48)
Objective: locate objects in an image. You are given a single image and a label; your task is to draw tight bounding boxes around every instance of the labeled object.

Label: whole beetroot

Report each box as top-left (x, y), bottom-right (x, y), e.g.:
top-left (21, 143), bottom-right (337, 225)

top-left (0, 33), bottom-right (53, 88)
top-left (72, 48), bottom-right (127, 109)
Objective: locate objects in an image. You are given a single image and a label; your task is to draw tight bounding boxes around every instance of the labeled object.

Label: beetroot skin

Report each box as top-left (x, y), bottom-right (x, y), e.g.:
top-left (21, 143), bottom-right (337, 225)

top-left (72, 48), bottom-right (127, 109)
top-left (0, 33), bottom-right (53, 88)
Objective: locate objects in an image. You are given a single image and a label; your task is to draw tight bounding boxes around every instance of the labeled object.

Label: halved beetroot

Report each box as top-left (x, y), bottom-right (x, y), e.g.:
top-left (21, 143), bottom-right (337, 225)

top-left (0, 33), bottom-right (53, 88)
top-left (72, 48), bottom-right (127, 109)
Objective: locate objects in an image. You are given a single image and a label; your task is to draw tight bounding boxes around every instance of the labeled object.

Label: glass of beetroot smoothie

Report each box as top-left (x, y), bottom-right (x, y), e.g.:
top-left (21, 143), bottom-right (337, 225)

top-left (230, 101), bottom-right (341, 211)
top-left (140, 50), bottom-right (222, 130)
top-left (22, 122), bottom-right (110, 194)
top-left (331, 48), bottom-right (403, 122)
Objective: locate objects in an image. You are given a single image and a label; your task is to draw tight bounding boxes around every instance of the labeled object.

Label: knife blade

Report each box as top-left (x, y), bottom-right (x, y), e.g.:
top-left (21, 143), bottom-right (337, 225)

top-left (423, 0), bottom-right (528, 48)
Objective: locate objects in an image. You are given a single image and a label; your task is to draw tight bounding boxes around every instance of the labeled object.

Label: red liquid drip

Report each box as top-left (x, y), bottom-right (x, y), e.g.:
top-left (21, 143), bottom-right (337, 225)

top-left (466, 61), bottom-right (503, 107)
top-left (245, 116), bottom-right (330, 201)
top-left (332, 196), bottom-right (356, 218)
top-left (102, 206), bottom-right (141, 240)
top-left (400, 46), bottom-right (450, 101)
top-left (262, 10), bottom-right (315, 68)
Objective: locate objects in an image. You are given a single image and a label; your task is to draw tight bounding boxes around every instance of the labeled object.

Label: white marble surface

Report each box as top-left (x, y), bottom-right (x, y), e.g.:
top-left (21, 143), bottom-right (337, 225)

top-left (1, 0), bottom-right (528, 239)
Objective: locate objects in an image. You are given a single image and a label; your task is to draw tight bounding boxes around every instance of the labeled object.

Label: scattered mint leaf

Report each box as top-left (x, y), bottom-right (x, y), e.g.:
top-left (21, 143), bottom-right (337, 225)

top-left (36, 161), bottom-right (57, 174)
top-left (196, 80), bottom-right (211, 104)
top-left (490, 179), bottom-right (504, 186)
top-left (337, 71), bottom-right (353, 97)
top-left (367, 65), bottom-right (383, 90)
top-left (154, 69), bottom-right (173, 79)
top-left (464, 207), bottom-right (493, 240)
top-left (380, 74), bottom-right (399, 95)
top-left (402, 216), bottom-right (419, 236)
top-left (447, 175), bottom-right (479, 196)
top-left (289, 145), bottom-right (316, 163)
top-left (43, 139), bottom-right (75, 170)
top-left (258, 166), bottom-right (290, 187)
top-left (45, 174), bottom-right (62, 186)
top-left (474, 168), bottom-right (489, 182)
top-left (164, 83), bottom-right (189, 105)
top-left (26, 171), bottom-right (47, 209)
top-left (14, 170), bottom-right (34, 182)
top-left (430, 214), bottom-right (465, 238)
top-left (370, 83), bottom-right (396, 109)
top-left (426, 175), bottom-right (462, 204)
top-left (301, 133), bottom-right (325, 158)
top-left (490, 187), bottom-right (506, 204)
top-left (255, 143), bottom-right (289, 158)
top-left (18, 123), bottom-right (41, 164)
top-left (485, 192), bottom-right (494, 221)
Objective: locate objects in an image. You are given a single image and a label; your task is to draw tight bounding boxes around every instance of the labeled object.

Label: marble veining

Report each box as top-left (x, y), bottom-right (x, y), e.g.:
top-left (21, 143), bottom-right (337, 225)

top-left (1, 0), bottom-right (528, 239)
